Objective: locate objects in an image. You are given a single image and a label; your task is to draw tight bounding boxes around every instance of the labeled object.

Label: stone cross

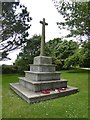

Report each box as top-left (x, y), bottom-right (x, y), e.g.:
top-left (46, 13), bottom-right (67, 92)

top-left (40, 18), bottom-right (48, 56)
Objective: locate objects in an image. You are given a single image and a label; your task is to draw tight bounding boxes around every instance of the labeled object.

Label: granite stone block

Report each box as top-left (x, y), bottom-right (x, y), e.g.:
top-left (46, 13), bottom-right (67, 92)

top-left (10, 83), bottom-right (78, 103)
top-left (25, 71), bottom-right (60, 81)
top-left (30, 64), bottom-right (55, 72)
top-left (34, 56), bottom-right (52, 64)
top-left (19, 77), bottom-right (67, 92)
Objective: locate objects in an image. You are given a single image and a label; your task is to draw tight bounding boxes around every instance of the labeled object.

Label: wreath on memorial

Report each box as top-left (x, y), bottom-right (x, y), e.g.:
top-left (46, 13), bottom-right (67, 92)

top-left (41, 87), bottom-right (67, 94)
top-left (41, 90), bottom-right (50, 94)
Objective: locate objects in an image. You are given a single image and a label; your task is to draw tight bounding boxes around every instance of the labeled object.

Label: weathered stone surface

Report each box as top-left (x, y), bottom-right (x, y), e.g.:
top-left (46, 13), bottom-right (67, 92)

top-left (34, 56), bottom-right (52, 65)
top-left (25, 71), bottom-right (60, 81)
top-left (10, 17), bottom-right (78, 103)
top-left (10, 53), bottom-right (78, 103)
top-left (40, 18), bottom-right (48, 56)
top-left (19, 77), bottom-right (67, 92)
top-left (30, 64), bottom-right (55, 72)
top-left (10, 83), bottom-right (78, 103)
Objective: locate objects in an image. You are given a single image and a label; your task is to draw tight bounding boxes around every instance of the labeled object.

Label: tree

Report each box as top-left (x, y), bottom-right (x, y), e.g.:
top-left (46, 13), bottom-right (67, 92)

top-left (0, 2), bottom-right (32, 59)
top-left (46, 38), bottom-right (79, 59)
top-left (52, 0), bottom-right (90, 42)
top-left (64, 50), bottom-right (81, 69)
top-left (80, 41), bottom-right (89, 67)
top-left (15, 35), bottom-right (41, 73)
top-left (45, 38), bottom-right (79, 70)
top-left (64, 40), bottom-right (89, 69)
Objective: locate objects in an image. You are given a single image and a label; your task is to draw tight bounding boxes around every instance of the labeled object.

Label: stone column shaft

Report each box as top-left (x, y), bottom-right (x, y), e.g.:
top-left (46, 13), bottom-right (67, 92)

top-left (40, 18), bottom-right (48, 56)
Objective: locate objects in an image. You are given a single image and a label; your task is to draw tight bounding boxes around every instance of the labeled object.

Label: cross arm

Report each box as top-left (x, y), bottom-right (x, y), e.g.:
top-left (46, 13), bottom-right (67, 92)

top-left (40, 21), bottom-right (48, 25)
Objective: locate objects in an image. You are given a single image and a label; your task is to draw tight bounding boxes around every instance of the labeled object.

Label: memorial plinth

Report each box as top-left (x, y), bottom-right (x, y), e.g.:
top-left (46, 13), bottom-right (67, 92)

top-left (10, 55), bottom-right (78, 103)
top-left (10, 18), bottom-right (78, 103)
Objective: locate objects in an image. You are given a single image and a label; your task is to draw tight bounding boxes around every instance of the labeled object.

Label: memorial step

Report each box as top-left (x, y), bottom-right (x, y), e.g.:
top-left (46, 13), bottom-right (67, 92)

top-left (19, 77), bottom-right (67, 92)
top-left (30, 64), bottom-right (56, 72)
top-left (25, 71), bottom-right (61, 81)
top-left (34, 56), bottom-right (52, 65)
top-left (10, 83), bottom-right (78, 103)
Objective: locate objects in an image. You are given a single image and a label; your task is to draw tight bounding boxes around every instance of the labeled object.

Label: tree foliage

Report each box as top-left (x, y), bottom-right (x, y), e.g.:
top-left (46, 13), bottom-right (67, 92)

top-left (2, 64), bottom-right (17, 74)
top-left (64, 41), bottom-right (89, 69)
top-left (15, 35), bottom-right (41, 73)
top-left (15, 37), bottom-right (88, 72)
top-left (46, 38), bottom-right (79, 69)
top-left (52, 0), bottom-right (90, 42)
top-left (0, 2), bottom-right (32, 59)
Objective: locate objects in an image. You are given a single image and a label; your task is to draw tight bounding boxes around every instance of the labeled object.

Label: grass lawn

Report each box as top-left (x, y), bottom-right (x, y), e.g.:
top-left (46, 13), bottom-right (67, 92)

top-left (2, 69), bottom-right (88, 118)
top-left (0, 73), bottom-right (2, 119)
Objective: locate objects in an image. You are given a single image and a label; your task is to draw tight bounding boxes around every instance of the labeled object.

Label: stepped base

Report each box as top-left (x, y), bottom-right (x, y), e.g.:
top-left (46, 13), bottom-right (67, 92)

top-left (34, 56), bottom-right (52, 65)
top-left (30, 64), bottom-right (56, 72)
top-left (25, 71), bottom-right (60, 81)
top-left (19, 77), bottom-right (67, 92)
top-left (10, 83), bottom-right (78, 103)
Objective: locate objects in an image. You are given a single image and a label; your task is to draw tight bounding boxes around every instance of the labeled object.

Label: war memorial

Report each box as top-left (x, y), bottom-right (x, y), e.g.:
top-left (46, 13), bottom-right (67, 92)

top-left (10, 18), bottom-right (78, 103)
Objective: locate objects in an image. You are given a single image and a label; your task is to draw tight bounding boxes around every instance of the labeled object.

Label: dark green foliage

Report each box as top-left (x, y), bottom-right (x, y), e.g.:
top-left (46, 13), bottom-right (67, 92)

top-left (64, 41), bottom-right (89, 69)
top-left (46, 38), bottom-right (79, 70)
top-left (0, 2), bottom-right (32, 59)
top-left (53, 0), bottom-right (90, 42)
top-left (15, 35), bottom-right (41, 73)
top-left (52, 0), bottom-right (90, 69)
top-left (14, 37), bottom-right (88, 71)
top-left (64, 50), bottom-right (81, 69)
top-left (2, 64), bottom-right (17, 74)
top-left (80, 41), bottom-right (89, 67)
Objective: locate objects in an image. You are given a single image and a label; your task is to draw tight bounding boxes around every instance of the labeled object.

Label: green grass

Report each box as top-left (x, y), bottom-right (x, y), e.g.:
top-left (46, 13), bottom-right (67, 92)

top-left (0, 73), bottom-right (2, 119)
top-left (2, 69), bottom-right (88, 118)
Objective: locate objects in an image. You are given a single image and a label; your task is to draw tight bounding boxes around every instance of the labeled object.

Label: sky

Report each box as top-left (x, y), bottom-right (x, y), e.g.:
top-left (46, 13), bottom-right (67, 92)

top-left (20, 0), bottom-right (67, 41)
top-left (0, 0), bottom-right (69, 65)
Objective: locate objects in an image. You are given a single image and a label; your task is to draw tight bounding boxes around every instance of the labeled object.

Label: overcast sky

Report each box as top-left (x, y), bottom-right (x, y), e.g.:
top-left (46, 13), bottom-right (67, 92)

top-left (20, 0), bottom-right (66, 41)
top-left (0, 0), bottom-right (69, 65)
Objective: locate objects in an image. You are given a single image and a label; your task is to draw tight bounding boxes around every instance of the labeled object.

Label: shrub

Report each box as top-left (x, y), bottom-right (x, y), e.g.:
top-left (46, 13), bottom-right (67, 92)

top-left (2, 65), bottom-right (17, 74)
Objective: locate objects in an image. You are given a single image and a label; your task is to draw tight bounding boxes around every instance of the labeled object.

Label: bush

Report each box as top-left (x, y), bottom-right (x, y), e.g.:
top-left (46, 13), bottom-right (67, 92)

top-left (52, 57), bottom-right (63, 70)
top-left (2, 65), bottom-right (18, 74)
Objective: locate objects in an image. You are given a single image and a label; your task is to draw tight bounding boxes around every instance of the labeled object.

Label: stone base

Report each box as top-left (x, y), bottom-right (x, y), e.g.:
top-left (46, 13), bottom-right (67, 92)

top-left (34, 56), bottom-right (52, 65)
top-left (10, 83), bottom-right (78, 103)
top-left (25, 71), bottom-right (60, 81)
top-left (10, 55), bottom-right (78, 103)
top-left (30, 64), bottom-right (56, 72)
top-left (19, 77), bottom-right (67, 92)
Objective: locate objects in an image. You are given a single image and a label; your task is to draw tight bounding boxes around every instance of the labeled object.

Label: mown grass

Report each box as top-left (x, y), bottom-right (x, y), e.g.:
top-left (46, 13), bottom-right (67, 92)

top-left (2, 69), bottom-right (88, 118)
top-left (0, 72), bottom-right (2, 119)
